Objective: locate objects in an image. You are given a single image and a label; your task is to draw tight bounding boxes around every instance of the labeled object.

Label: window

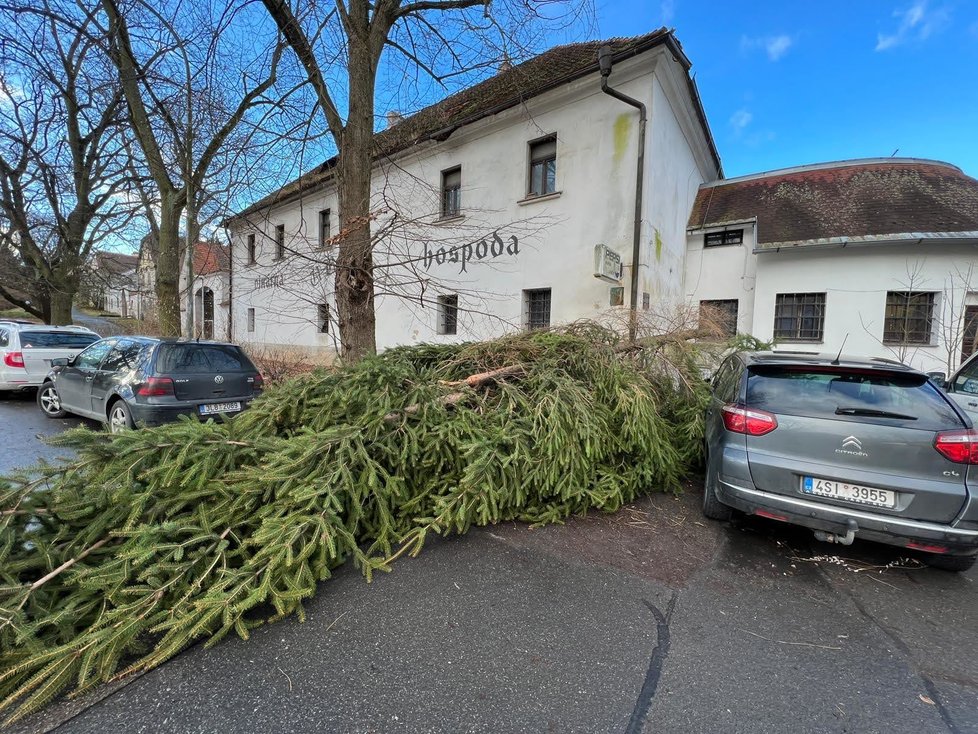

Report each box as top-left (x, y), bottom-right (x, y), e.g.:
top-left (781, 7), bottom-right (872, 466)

top-left (318, 210), bottom-right (331, 249)
top-left (441, 167), bottom-right (461, 218)
top-left (884, 291), bottom-right (936, 345)
top-left (156, 344), bottom-right (254, 373)
top-left (953, 347), bottom-right (978, 394)
top-left (704, 229), bottom-right (744, 247)
top-left (247, 234), bottom-right (256, 264)
top-left (437, 294), bottom-right (458, 335)
top-left (17, 331), bottom-right (99, 349)
top-left (247, 308), bottom-right (255, 333)
top-left (74, 340), bottom-right (114, 370)
top-left (524, 288), bottom-right (551, 330)
top-left (318, 303), bottom-right (330, 334)
top-left (774, 293), bottom-right (826, 342)
top-left (274, 224), bottom-right (285, 259)
top-left (100, 339), bottom-right (143, 373)
top-left (528, 136), bottom-right (557, 197)
top-left (0, 329), bottom-right (7, 347)
top-left (700, 299), bottom-right (739, 338)
top-left (961, 305), bottom-right (978, 364)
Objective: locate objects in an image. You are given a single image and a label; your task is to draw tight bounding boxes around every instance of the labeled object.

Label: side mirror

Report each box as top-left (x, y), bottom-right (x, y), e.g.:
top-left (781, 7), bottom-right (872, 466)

top-left (51, 357), bottom-right (69, 367)
top-left (926, 371), bottom-right (946, 389)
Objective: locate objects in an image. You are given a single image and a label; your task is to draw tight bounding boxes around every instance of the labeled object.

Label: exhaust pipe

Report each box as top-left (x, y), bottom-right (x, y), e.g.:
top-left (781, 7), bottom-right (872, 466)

top-left (813, 519), bottom-right (858, 546)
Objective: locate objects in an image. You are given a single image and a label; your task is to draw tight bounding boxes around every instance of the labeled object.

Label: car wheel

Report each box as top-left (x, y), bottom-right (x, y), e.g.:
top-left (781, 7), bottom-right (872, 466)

top-left (922, 553), bottom-right (976, 573)
top-left (108, 400), bottom-right (135, 434)
top-left (702, 447), bottom-right (733, 521)
top-left (37, 383), bottom-right (67, 418)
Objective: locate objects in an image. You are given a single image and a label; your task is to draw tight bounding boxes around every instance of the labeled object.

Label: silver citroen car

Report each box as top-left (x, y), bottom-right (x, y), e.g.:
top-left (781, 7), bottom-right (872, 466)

top-left (702, 351), bottom-right (978, 571)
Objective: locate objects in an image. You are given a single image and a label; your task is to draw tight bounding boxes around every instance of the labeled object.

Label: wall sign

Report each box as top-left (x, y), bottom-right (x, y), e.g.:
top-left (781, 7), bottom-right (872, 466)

top-left (423, 231), bottom-right (520, 274)
top-left (255, 274), bottom-right (286, 290)
top-left (594, 244), bottom-right (623, 283)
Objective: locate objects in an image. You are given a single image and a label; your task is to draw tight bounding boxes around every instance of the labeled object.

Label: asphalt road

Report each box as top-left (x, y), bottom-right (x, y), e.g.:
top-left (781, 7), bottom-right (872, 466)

top-left (2, 395), bottom-right (976, 734)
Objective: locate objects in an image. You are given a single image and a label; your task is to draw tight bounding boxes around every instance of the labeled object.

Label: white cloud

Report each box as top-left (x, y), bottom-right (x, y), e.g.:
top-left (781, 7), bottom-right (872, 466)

top-left (876, 1), bottom-right (950, 51)
top-left (730, 109), bottom-right (753, 133)
top-left (740, 34), bottom-right (794, 61)
top-left (660, 0), bottom-right (675, 25)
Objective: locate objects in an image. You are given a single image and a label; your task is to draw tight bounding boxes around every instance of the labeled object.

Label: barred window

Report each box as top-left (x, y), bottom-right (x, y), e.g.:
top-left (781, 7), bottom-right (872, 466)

top-left (704, 229), bottom-right (743, 247)
top-left (441, 168), bottom-right (461, 218)
top-left (884, 291), bottom-right (936, 345)
top-left (524, 288), bottom-right (551, 330)
top-left (774, 293), bottom-right (825, 342)
top-left (528, 136), bottom-right (556, 197)
top-left (437, 294), bottom-right (458, 335)
top-left (700, 299), bottom-right (739, 338)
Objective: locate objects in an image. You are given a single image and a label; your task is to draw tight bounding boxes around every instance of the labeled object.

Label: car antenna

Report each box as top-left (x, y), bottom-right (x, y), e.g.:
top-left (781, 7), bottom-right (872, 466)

top-left (831, 334), bottom-right (849, 365)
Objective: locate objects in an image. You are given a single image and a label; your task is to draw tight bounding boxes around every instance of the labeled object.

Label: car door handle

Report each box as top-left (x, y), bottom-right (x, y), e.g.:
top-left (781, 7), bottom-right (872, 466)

top-left (85, 375), bottom-right (94, 381)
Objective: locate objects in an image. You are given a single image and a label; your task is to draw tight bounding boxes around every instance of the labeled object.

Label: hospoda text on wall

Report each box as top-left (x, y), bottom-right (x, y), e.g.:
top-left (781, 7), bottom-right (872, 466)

top-left (423, 231), bottom-right (519, 274)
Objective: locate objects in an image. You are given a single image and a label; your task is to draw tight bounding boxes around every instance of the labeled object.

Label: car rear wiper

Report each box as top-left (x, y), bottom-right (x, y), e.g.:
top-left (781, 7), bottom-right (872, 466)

top-left (835, 407), bottom-right (917, 420)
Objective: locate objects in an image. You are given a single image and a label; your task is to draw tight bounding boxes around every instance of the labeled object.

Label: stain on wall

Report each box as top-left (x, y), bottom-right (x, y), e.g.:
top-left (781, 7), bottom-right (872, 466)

top-left (613, 114), bottom-right (632, 166)
top-left (654, 228), bottom-right (663, 261)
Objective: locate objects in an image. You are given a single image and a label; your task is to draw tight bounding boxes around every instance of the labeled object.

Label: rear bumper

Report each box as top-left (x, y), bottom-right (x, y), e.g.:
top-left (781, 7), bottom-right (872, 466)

top-left (717, 477), bottom-right (978, 555)
top-left (129, 398), bottom-right (254, 427)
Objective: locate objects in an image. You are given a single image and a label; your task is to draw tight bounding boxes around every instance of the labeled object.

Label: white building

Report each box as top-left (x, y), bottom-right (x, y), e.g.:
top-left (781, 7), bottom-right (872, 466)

top-left (685, 158), bottom-right (978, 374)
top-left (226, 29), bottom-right (721, 359)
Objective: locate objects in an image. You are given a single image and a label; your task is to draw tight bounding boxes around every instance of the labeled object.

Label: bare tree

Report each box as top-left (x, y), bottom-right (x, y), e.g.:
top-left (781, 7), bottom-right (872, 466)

top-left (260, 0), bottom-right (591, 361)
top-left (0, 0), bottom-right (135, 324)
top-left (99, 0), bottom-right (286, 335)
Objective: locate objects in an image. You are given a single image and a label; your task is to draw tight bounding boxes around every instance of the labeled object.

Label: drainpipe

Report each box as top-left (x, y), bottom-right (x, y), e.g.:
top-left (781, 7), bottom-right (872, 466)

top-left (598, 45), bottom-right (647, 343)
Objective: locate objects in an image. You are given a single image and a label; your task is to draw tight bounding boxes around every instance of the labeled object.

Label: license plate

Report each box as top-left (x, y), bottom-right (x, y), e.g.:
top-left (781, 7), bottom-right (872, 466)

top-left (199, 402), bottom-right (241, 415)
top-left (802, 477), bottom-right (896, 508)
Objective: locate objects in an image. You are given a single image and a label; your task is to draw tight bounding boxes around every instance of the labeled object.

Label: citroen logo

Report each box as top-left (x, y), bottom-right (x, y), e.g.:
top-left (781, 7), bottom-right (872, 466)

top-left (214, 375), bottom-right (224, 384)
top-left (842, 436), bottom-right (862, 450)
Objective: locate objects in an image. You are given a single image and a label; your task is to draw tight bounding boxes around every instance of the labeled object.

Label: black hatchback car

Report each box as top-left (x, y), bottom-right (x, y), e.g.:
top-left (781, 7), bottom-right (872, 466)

top-left (37, 337), bottom-right (263, 432)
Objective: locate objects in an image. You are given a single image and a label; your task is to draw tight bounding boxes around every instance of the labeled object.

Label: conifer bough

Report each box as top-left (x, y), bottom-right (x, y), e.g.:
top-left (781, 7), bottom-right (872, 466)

top-left (0, 325), bottom-right (708, 722)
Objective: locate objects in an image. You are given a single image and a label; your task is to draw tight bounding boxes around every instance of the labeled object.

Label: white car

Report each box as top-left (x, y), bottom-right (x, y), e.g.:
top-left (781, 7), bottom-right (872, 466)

top-left (0, 321), bottom-right (101, 392)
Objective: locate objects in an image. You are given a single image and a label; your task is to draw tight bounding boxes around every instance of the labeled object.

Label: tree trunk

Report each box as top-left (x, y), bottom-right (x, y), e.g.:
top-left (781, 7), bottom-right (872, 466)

top-left (334, 43), bottom-right (377, 362)
top-left (156, 194), bottom-right (183, 336)
top-left (48, 286), bottom-right (75, 325)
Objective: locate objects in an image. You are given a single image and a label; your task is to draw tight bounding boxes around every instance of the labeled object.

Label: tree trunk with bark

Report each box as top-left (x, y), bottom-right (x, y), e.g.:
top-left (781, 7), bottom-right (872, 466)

top-left (155, 196), bottom-right (184, 336)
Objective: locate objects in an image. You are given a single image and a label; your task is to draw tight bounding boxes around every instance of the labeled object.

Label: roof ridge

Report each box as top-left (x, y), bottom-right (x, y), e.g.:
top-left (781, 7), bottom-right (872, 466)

top-left (701, 157), bottom-right (966, 188)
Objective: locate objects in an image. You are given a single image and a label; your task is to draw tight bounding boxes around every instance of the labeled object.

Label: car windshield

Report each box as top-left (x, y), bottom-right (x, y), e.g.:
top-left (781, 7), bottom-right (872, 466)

top-left (746, 365), bottom-right (963, 431)
top-left (19, 331), bottom-right (99, 349)
top-left (155, 344), bottom-right (254, 373)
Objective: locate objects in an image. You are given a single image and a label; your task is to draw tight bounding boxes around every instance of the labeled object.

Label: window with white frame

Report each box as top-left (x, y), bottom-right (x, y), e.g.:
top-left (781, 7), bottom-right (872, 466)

top-left (247, 308), bottom-right (255, 333)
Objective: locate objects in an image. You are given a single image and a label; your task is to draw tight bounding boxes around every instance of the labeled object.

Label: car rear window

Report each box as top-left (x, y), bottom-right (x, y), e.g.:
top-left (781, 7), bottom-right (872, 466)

top-left (155, 344), bottom-right (254, 373)
top-left (19, 331), bottom-right (99, 349)
top-left (746, 366), bottom-right (963, 431)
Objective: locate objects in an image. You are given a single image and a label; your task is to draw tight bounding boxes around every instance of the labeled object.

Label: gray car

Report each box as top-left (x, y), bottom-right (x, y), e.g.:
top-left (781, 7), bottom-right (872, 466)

top-left (702, 351), bottom-right (978, 571)
top-left (38, 337), bottom-right (263, 432)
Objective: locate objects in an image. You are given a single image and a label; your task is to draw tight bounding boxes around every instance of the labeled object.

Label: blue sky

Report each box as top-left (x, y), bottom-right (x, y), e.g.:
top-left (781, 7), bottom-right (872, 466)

top-left (594, 0), bottom-right (978, 178)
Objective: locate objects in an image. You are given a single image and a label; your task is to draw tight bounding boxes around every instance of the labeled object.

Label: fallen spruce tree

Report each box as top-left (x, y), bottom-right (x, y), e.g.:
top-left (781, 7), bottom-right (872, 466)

top-left (0, 324), bottom-right (711, 722)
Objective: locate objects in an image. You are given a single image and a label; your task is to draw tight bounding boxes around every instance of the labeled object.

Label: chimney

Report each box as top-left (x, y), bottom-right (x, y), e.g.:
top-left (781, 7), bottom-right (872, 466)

top-left (386, 110), bottom-right (403, 128)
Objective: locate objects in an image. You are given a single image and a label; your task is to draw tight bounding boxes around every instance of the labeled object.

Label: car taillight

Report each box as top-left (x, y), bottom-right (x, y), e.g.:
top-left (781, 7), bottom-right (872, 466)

top-left (934, 430), bottom-right (978, 464)
top-left (252, 373), bottom-right (264, 390)
top-left (3, 351), bottom-right (25, 368)
top-left (137, 376), bottom-right (175, 397)
top-left (721, 404), bottom-right (778, 436)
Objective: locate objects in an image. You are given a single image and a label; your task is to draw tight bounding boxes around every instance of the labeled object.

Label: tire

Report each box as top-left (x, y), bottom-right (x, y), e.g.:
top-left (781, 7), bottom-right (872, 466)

top-left (702, 448), bottom-right (733, 521)
top-left (37, 382), bottom-right (67, 418)
top-left (923, 553), bottom-right (976, 573)
top-left (107, 399), bottom-right (135, 434)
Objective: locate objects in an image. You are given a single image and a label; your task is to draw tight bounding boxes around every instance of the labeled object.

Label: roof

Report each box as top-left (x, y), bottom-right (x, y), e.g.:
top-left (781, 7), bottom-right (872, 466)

top-left (688, 158), bottom-right (978, 246)
top-left (94, 251), bottom-right (138, 274)
top-left (232, 29), bottom-right (721, 221)
top-left (193, 241), bottom-right (230, 275)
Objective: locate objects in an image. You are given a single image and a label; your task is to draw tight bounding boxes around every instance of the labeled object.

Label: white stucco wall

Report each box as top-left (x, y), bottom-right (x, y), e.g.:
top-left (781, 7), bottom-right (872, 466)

top-left (750, 241), bottom-right (978, 373)
top-left (227, 47), bottom-right (718, 355)
top-left (684, 222), bottom-right (758, 334)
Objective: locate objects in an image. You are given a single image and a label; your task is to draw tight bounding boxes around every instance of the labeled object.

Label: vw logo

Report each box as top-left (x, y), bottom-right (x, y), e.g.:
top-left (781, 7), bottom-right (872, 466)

top-left (214, 375), bottom-right (225, 384)
top-left (841, 435), bottom-right (862, 450)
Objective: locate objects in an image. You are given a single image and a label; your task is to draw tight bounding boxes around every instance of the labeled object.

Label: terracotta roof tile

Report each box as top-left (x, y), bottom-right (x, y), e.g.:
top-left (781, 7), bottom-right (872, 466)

top-left (193, 242), bottom-right (229, 275)
top-left (688, 159), bottom-right (978, 244)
